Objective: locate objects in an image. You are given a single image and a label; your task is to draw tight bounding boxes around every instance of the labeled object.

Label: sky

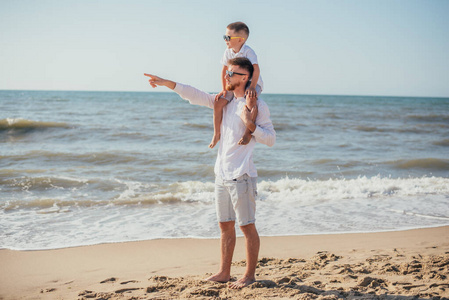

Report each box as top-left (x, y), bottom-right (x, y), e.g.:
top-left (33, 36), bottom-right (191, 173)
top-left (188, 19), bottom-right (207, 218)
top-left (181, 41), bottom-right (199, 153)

top-left (0, 0), bottom-right (448, 97)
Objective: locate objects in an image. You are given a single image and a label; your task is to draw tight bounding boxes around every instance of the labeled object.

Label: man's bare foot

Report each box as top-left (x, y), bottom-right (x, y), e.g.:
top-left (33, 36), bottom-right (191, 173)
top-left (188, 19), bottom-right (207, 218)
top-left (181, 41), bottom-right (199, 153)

top-left (209, 134), bottom-right (220, 148)
top-left (205, 272), bottom-right (230, 283)
top-left (228, 276), bottom-right (255, 289)
top-left (238, 132), bottom-right (252, 145)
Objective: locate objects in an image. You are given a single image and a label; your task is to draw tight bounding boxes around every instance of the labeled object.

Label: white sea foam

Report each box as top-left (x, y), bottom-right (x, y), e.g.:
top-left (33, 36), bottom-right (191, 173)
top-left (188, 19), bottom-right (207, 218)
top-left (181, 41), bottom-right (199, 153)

top-left (258, 175), bottom-right (449, 203)
top-left (1, 176), bottom-right (448, 250)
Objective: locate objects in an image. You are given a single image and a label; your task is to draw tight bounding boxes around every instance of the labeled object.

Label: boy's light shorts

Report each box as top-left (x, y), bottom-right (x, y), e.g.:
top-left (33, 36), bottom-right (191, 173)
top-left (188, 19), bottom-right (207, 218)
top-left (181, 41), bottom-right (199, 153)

top-left (215, 174), bottom-right (257, 226)
top-left (223, 84), bottom-right (262, 102)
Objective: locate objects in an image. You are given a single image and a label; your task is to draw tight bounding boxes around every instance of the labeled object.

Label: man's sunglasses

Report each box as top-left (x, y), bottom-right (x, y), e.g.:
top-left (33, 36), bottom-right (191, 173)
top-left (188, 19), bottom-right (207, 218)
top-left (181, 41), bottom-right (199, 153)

top-left (226, 70), bottom-right (248, 77)
top-left (223, 35), bottom-right (245, 41)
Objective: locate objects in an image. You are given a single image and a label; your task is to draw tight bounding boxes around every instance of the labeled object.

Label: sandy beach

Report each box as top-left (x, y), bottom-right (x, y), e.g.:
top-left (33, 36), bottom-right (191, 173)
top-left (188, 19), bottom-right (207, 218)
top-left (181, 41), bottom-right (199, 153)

top-left (1, 226), bottom-right (448, 299)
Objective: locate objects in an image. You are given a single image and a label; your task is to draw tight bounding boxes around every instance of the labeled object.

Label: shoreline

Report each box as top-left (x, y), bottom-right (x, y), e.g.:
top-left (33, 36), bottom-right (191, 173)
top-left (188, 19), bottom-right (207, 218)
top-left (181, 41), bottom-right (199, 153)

top-left (3, 224), bottom-right (449, 252)
top-left (1, 226), bottom-right (448, 299)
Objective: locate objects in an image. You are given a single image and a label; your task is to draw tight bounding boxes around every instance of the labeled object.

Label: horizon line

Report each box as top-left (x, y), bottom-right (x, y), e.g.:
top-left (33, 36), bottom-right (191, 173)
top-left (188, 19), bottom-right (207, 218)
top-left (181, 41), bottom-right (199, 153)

top-left (0, 88), bottom-right (448, 99)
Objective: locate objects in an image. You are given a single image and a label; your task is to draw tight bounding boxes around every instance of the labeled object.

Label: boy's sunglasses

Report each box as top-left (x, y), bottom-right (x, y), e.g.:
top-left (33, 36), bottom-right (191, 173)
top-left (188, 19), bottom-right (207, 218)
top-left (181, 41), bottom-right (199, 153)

top-left (226, 70), bottom-right (248, 77)
top-left (223, 35), bottom-right (245, 41)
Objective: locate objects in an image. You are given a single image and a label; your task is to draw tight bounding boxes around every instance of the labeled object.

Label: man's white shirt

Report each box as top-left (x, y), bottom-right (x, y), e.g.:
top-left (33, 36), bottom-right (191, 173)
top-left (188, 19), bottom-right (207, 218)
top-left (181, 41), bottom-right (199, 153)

top-left (173, 83), bottom-right (275, 180)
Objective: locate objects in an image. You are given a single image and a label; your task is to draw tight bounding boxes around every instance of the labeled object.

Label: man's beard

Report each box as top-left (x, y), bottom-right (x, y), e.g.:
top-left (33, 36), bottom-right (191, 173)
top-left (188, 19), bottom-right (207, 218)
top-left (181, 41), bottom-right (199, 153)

top-left (226, 81), bottom-right (240, 91)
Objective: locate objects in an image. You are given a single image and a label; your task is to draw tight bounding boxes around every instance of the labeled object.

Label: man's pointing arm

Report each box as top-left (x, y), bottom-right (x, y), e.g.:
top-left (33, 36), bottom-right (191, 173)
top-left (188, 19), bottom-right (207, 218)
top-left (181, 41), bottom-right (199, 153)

top-left (144, 73), bottom-right (214, 109)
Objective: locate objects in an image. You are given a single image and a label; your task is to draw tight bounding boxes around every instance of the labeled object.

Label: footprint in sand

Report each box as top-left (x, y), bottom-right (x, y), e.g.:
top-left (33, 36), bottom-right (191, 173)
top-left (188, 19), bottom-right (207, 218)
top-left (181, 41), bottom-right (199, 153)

top-left (120, 280), bottom-right (139, 285)
top-left (78, 290), bottom-right (96, 297)
top-left (115, 287), bottom-right (141, 293)
top-left (100, 277), bottom-right (117, 283)
top-left (149, 275), bottom-right (169, 282)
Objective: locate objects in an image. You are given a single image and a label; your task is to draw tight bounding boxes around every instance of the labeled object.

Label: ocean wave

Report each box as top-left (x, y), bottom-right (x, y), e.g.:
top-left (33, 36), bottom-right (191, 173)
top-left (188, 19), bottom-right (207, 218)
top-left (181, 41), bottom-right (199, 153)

top-left (433, 139), bottom-right (449, 147)
top-left (355, 125), bottom-right (429, 134)
top-left (0, 169), bottom-right (46, 177)
top-left (257, 169), bottom-right (314, 178)
top-left (3, 176), bottom-right (448, 212)
top-left (3, 198), bottom-right (107, 212)
top-left (302, 159), bottom-right (365, 170)
top-left (325, 112), bottom-right (341, 119)
top-left (1, 178), bottom-right (216, 211)
top-left (2, 175), bottom-right (448, 250)
top-left (2, 195), bottom-right (209, 212)
top-left (272, 122), bottom-right (302, 131)
top-left (260, 175), bottom-right (449, 198)
top-left (389, 158), bottom-right (449, 171)
top-left (310, 159), bottom-right (337, 165)
top-left (355, 125), bottom-right (388, 132)
top-left (0, 118), bottom-right (71, 132)
top-left (1, 150), bottom-right (146, 166)
top-left (406, 114), bottom-right (449, 123)
top-left (0, 175), bottom-right (89, 193)
top-left (183, 122), bottom-right (210, 129)
top-left (108, 132), bottom-right (151, 141)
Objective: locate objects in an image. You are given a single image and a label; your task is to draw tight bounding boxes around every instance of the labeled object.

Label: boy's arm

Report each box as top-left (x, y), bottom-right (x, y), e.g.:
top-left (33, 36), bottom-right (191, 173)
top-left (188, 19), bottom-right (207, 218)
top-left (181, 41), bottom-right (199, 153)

top-left (249, 64), bottom-right (260, 89)
top-left (144, 73), bottom-right (214, 109)
top-left (246, 64), bottom-right (260, 98)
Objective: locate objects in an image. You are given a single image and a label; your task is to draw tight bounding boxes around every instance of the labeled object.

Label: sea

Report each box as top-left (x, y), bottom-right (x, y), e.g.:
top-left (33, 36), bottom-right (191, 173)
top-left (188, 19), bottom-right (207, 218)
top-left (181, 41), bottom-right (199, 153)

top-left (1, 90), bottom-right (448, 250)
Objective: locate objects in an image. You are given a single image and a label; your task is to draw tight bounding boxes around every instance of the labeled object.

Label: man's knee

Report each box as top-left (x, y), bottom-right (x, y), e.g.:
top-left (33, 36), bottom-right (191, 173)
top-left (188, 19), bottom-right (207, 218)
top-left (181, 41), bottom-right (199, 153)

top-left (239, 222), bottom-right (257, 235)
top-left (214, 97), bottom-right (229, 110)
top-left (219, 221), bottom-right (235, 232)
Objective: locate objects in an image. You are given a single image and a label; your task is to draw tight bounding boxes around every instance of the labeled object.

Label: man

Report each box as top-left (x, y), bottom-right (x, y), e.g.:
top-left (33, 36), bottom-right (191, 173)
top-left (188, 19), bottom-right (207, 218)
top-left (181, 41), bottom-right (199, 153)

top-left (144, 57), bottom-right (275, 288)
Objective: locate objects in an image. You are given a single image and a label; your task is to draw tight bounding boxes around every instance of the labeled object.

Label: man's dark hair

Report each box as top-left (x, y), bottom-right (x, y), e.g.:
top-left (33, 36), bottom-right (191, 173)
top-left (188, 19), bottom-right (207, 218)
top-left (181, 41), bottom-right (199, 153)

top-left (227, 22), bottom-right (250, 37)
top-left (228, 57), bottom-right (254, 81)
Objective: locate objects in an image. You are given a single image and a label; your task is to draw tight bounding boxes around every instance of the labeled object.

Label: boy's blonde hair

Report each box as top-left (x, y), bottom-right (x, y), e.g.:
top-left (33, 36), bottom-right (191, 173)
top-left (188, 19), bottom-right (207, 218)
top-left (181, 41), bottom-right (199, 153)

top-left (227, 22), bottom-right (249, 38)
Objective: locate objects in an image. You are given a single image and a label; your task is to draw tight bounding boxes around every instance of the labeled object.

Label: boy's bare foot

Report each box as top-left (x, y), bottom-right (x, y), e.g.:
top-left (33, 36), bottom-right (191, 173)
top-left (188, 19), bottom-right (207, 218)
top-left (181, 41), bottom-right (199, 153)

top-left (205, 272), bottom-right (230, 283)
top-left (228, 276), bottom-right (255, 289)
top-left (209, 134), bottom-right (220, 148)
top-left (238, 132), bottom-right (252, 145)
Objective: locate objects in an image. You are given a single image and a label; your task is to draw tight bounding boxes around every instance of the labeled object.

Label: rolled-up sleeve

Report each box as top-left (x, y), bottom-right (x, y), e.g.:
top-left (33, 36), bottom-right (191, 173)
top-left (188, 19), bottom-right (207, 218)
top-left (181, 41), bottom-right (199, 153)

top-left (173, 83), bottom-right (215, 109)
top-left (252, 102), bottom-right (276, 147)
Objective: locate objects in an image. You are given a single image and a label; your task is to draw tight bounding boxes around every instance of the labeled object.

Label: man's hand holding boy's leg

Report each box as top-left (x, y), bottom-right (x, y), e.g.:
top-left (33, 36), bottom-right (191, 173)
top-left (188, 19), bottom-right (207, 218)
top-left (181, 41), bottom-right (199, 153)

top-left (239, 93), bottom-right (258, 145)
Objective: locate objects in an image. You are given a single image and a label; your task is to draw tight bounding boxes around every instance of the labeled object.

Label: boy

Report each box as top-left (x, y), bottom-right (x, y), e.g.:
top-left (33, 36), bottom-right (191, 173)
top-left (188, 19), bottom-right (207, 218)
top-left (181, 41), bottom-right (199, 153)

top-left (209, 21), bottom-right (264, 149)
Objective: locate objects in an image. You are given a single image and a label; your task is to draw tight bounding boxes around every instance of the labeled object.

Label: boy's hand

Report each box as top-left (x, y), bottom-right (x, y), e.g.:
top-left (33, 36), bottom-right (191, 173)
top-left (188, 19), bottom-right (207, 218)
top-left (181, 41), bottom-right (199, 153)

top-left (215, 90), bottom-right (227, 101)
top-left (144, 73), bottom-right (176, 90)
top-left (246, 87), bottom-right (257, 98)
top-left (240, 105), bottom-right (257, 132)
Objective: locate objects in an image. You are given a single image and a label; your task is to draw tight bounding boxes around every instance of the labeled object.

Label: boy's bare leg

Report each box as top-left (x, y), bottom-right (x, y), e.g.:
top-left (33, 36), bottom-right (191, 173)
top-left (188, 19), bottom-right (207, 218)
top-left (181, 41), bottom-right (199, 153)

top-left (210, 97), bottom-right (229, 148)
top-left (238, 95), bottom-right (258, 145)
top-left (205, 221), bottom-right (236, 283)
top-left (229, 223), bottom-right (260, 289)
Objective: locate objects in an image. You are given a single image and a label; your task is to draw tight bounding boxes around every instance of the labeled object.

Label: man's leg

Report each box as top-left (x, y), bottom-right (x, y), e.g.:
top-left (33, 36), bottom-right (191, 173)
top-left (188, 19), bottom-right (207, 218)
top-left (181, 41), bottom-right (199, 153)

top-left (229, 223), bottom-right (260, 289)
top-left (206, 221), bottom-right (236, 283)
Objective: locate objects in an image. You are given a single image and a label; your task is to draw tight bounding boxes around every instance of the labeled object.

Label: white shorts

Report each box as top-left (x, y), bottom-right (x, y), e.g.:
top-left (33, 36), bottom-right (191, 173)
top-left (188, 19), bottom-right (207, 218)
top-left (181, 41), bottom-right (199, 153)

top-left (214, 174), bottom-right (257, 226)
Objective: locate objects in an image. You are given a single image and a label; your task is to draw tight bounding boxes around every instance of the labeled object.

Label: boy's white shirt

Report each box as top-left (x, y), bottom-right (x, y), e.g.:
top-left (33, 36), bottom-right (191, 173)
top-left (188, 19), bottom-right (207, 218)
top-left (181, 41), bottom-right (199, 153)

top-left (173, 83), bottom-right (275, 180)
top-left (221, 44), bottom-right (264, 91)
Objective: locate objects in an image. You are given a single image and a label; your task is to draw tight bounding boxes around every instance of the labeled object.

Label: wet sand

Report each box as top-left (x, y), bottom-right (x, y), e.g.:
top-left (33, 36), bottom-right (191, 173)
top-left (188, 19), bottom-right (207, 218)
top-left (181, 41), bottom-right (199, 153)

top-left (1, 226), bottom-right (448, 299)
